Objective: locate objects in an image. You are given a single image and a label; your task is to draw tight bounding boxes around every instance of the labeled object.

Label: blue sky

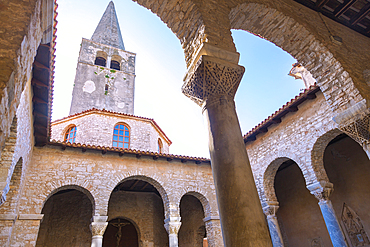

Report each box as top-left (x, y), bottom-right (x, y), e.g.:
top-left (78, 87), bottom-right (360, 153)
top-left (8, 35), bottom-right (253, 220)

top-left (53, 0), bottom-right (303, 158)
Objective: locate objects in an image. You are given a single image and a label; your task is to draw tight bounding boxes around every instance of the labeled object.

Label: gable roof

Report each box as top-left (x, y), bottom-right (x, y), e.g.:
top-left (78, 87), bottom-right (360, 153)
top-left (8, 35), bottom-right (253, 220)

top-left (52, 108), bottom-right (172, 145)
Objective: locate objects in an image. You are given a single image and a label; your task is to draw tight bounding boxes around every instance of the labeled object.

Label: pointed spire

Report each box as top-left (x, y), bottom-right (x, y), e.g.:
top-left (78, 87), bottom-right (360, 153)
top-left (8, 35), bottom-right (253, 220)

top-left (91, 1), bottom-right (125, 50)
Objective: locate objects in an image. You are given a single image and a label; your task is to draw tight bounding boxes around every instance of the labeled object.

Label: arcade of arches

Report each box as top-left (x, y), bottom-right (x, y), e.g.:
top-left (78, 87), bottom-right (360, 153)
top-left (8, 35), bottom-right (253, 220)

top-left (1, 0), bottom-right (370, 246)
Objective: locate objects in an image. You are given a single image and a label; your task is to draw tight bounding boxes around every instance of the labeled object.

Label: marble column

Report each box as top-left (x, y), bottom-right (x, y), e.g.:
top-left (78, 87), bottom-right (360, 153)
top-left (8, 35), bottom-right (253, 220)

top-left (164, 216), bottom-right (182, 247)
top-left (307, 181), bottom-right (348, 247)
top-left (203, 216), bottom-right (224, 247)
top-left (182, 45), bottom-right (272, 247)
top-left (263, 203), bottom-right (284, 247)
top-left (90, 215), bottom-right (108, 247)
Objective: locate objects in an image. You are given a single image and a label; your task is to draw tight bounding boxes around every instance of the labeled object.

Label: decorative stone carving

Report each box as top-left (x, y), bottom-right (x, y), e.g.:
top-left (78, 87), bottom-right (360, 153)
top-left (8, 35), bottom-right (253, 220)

top-left (182, 55), bottom-right (245, 107)
top-left (333, 99), bottom-right (370, 145)
top-left (90, 215), bottom-right (109, 237)
top-left (307, 181), bottom-right (333, 202)
top-left (341, 203), bottom-right (370, 247)
top-left (91, 222), bottom-right (108, 236)
top-left (263, 204), bottom-right (279, 217)
top-left (164, 218), bottom-right (182, 235)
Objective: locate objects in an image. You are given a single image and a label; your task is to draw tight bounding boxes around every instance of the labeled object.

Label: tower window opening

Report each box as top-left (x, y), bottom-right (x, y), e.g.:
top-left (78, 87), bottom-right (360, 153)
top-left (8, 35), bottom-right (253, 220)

top-left (95, 57), bottom-right (106, 67)
top-left (113, 124), bottom-right (130, 148)
top-left (110, 60), bottom-right (120, 70)
top-left (65, 125), bottom-right (77, 143)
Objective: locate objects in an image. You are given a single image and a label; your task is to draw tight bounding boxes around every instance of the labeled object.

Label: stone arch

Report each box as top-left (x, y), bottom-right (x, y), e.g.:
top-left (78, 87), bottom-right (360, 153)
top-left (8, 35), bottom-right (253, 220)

top-left (0, 116), bottom-right (17, 205)
top-left (229, 3), bottom-right (363, 114)
top-left (95, 50), bottom-right (108, 67)
top-left (311, 128), bottom-right (344, 183)
top-left (107, 174), bottom-right (170, 218)
top-left (263, 154), bottom-right (308, 204)
top-left (131, 0), bottom-right (236, 67)
top-left (179, 191), bottom-right (213, 219)
top-left (42, 184), bottom-right (96, 216)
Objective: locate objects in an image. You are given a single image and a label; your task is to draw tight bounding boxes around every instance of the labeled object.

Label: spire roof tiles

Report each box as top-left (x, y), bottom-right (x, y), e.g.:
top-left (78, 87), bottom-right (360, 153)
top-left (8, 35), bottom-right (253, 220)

top-left (91, 1), bottom-right (125, 50)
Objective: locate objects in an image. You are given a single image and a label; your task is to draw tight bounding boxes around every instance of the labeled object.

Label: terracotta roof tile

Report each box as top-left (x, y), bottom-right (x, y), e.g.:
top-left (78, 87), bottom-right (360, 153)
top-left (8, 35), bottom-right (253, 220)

top-left (243, 84), bottom-right (320, 142)
top-left (48, 140), bottom-right (210, 163)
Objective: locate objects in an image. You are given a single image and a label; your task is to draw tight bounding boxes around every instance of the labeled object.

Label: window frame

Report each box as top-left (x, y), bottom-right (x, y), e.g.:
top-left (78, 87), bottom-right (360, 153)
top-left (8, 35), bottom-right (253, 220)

top-left (64, 125), bottom-right (77, 143)
top-left (112, 123), bottom-right (130, 149)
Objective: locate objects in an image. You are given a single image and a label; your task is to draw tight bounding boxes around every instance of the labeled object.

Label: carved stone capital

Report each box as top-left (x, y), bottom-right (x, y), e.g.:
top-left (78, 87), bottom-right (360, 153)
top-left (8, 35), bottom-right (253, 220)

top-left (90, 222), bottom-right (108, 236)
top-left (182, 55), bottom-right (245, 107)
top-left (333, 99), bottom-right (370, 145)
top-left (164, 217), bottom-right (182, 235)
top-left (263, 205), bottom-right (279, 217)
top-left (307, 181), bottom-right (333, 202)
top-left (90, 216), bottom-right (108, 237)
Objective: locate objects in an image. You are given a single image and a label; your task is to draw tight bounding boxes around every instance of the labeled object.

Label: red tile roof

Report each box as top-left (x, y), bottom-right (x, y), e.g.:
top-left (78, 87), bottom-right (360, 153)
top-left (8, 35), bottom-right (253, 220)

top-left (48, 140), bottom-right (210, 163)
top-left (244, 85), bottom-right (320, 143)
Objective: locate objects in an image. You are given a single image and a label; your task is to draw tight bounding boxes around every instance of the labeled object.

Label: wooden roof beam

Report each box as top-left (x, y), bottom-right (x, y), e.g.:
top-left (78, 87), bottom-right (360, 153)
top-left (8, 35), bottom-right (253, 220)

top-left (31, 78), bottom-right (48, 88)
top-left (334, 0), bottom-right (357, 17)
top-left (351, 2), bottom-right (370, 25)
top-left (316, 0), bottom-right (330, 9)
top-left (129, 180), bottom-right (140, 190)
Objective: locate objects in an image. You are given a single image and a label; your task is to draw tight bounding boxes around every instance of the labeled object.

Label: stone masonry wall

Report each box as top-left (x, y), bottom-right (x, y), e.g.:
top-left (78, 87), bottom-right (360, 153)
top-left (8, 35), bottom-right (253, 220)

top-left (51, 111), bottom-right (170, 153)
top-left (69, 39), bottom-right (136, 115)
top-left (13, 145), bottom-right (221, 246)
top-left (0, 0), bottom-right (43, 159)
top-left (245, 90), bottom-right (338, 207)
top-left (229, 3), bottom-right (364, 114)
top-left (0, 80), bottom-right (35, 246)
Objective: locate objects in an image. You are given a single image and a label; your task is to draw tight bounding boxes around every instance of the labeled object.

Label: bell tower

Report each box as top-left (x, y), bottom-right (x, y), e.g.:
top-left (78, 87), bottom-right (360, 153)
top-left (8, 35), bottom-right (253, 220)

top-left (69, 1), bottom-right (136, 115)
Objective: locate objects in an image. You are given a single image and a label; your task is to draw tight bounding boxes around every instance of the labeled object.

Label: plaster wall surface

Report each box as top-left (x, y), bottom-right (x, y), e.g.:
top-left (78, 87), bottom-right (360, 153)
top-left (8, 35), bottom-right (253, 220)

top-left (69, 39), bottom-right (136, 115)
top-left (51, 111), bottom-right (170, 153)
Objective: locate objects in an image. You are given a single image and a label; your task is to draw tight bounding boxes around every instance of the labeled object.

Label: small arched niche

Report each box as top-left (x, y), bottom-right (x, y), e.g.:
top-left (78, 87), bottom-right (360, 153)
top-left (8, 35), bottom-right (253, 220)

top-left (103, 218), bottom-right (139, 247)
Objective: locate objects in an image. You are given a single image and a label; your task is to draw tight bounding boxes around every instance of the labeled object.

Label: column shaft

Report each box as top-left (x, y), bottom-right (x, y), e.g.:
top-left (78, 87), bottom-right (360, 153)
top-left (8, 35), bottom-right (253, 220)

top-left (91, 236), bottom-right (103, 247)
top-left (266, 215), bottom-right (284, 247)
top-left (319, 200), bottom-right (347, 247)
top-left (204, 96), bottom-right (272, 246)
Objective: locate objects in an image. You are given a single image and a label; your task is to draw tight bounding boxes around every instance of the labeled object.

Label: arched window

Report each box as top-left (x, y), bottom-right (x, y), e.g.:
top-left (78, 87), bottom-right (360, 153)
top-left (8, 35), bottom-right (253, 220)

top-left (64, 125), bottom-right (77, 143)
top-left (95, 51), bottom-right (107, 67)
top-left (113, 124), bottom-right (130, 148)
top-left (95, 57), bottom-right (106, 66)
top-left (158, 138), bottom-right (163, 153)
top-left (110, 55), bottom-right (122, 70)
top-left (110, 60), bottom-right (120, 70)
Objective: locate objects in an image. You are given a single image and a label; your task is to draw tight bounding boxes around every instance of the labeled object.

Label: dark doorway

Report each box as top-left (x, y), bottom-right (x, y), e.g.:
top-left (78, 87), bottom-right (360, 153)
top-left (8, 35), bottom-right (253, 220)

top-left (103, 218), bottom-right (138, 247)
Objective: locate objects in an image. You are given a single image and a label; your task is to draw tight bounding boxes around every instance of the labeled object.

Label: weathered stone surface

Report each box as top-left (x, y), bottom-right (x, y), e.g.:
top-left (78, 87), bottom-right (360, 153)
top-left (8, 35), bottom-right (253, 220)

top-left (51, 110), bottom-right (171, 154)
top-left (69, 38), bottom-right (136, 115)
